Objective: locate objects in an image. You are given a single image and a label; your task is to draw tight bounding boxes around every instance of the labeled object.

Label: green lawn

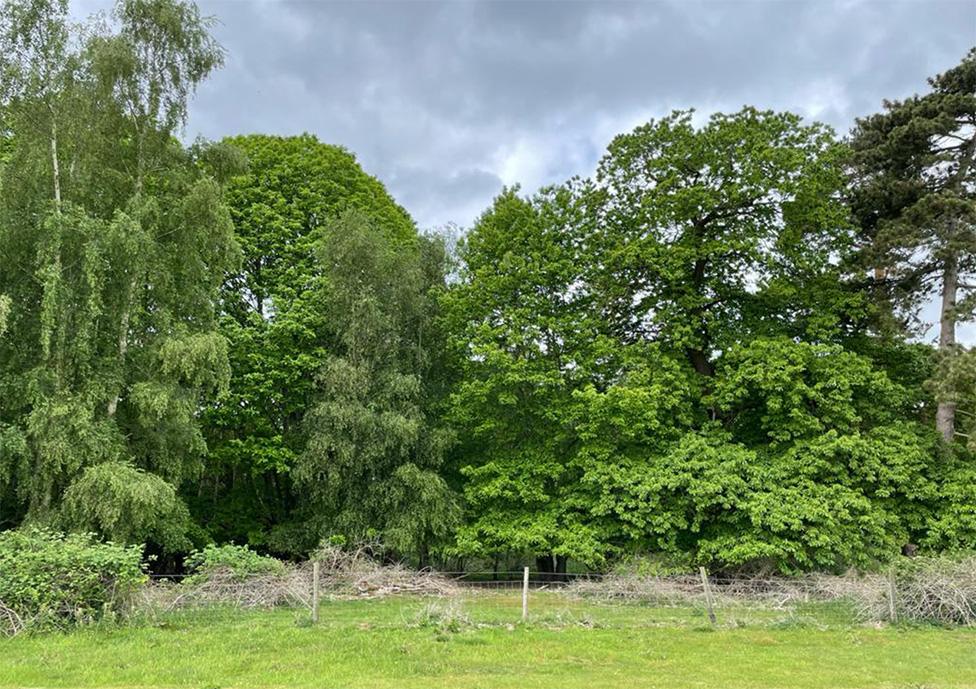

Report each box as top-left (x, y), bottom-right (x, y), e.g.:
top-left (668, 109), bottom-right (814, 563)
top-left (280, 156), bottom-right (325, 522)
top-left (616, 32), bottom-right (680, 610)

top-left (0, 593), bottom-right (973, 689)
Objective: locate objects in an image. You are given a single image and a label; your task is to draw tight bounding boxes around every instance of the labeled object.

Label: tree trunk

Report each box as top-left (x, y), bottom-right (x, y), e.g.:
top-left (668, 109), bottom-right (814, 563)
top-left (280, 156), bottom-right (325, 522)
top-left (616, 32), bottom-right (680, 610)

top-left (107, 308), bottom-right (129, 417)
top-left (936, 256), bottom-right (958, 442)
top-left (50, 117), bottom-right (62, 213)
top-left (134, 124), bottom-right (145, 196)
top-left (535, 554), bottom-right (554, 583)
top-left (554, 554), bottom-right (567, 582)
top-left (107, 279), bottom-right (136, 417)
top-left (685, 347), bottom-right (714, 377)
top-left (685, 253), bottom-right (715, 377)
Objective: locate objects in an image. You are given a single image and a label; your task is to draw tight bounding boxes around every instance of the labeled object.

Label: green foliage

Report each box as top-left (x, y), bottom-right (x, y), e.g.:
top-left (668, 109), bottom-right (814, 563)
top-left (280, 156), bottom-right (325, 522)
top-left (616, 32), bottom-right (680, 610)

top-left (850, 47), bottom-right (976, 441)
top-left (711, 338), bottom-right (911, 443)
top-left (1, 1), bottom-right (973, 578)
top-left (0, 528), bottom-right (145, 627)
top-left (577, 339), bottom-right (939, 572)
top-left (60, 462), bottom-right (194, 552)
top-left (297, 211), bottom-right (459, 560)
top-left (196, 133), bottom-right (419, 550)
top-left (0, 0), bottom-right (238, 550)
top-left (184, 543), bottom-right (285, 582)
top-left (924, 459), bottom-right (976, 549)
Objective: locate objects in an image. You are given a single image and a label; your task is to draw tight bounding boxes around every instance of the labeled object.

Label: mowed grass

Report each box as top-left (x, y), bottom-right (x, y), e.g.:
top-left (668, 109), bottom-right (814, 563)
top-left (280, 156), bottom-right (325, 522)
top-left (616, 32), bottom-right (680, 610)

top-left (1, 592), bottom-right (973, 689)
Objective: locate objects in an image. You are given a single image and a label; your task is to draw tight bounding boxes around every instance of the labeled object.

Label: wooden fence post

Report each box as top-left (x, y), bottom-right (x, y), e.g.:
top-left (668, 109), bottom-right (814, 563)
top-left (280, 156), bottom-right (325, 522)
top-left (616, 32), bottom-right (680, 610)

top-left (311, 561), bottom-right (320, 624)
top-left (699, 566), bottom-right (717, 625)
top-left (521, 566), bottom-right (529, 623)
top-left (886, 568), bottom-right (898, 624)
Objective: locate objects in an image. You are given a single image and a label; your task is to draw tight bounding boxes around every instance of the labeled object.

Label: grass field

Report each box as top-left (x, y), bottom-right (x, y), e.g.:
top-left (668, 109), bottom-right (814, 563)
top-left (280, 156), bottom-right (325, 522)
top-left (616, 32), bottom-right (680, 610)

top-left (1, 593), bottom-right (973, 689)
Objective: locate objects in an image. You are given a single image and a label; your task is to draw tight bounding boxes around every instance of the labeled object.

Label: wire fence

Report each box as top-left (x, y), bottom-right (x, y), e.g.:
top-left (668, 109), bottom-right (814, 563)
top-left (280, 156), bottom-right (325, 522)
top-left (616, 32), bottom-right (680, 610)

top-left (3, 557), bottom-right (969, 638)
top-left (135, 565), bottom-right (954, 629)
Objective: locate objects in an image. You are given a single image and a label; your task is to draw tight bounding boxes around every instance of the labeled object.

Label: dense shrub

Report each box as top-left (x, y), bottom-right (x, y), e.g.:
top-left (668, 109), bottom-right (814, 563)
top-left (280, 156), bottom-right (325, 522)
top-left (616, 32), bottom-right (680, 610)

top-left (60, 461), bottom-right (195, 553)
top-left (184, 544), bottom-right (286, 583)
top-left (0, 529), bottom-right (145, 630)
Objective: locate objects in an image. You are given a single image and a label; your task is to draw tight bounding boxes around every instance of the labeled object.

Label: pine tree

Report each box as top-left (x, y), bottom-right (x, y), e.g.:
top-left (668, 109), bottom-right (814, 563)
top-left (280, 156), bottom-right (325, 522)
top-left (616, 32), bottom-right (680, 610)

top-left (851, 48), bottom-right (976, 443)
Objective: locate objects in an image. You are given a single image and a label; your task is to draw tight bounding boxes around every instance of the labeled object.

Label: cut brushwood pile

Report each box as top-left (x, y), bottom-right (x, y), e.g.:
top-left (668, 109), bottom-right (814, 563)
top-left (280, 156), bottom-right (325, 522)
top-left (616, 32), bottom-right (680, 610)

top-left (140, 567), bottom-right (312, 612)
top-left (314, 544), bottom-right (459, 598)
top-left (0, 602), bottom-right (26, 637)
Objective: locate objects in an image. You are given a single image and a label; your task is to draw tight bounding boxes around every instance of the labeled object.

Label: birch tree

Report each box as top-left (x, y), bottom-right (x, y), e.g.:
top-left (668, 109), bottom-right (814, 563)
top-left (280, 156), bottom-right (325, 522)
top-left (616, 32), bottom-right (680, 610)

top-left (297, 211), bottom-right (458, 562)
top-left (0, 0), bottom-right (236, 549)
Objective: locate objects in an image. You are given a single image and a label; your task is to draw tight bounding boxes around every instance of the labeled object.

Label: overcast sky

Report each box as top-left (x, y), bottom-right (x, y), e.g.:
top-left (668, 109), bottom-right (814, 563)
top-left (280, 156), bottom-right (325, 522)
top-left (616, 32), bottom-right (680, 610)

top-left (74, 0), bottom-right (976, 340)
top-left (70, 0), bottom-right (974, 229)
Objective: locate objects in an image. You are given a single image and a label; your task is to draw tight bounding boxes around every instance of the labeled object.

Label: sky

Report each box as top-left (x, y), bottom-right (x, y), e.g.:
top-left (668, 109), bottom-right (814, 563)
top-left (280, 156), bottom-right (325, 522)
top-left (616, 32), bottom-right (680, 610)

top-left (72, 0), bottom-right (976, 341)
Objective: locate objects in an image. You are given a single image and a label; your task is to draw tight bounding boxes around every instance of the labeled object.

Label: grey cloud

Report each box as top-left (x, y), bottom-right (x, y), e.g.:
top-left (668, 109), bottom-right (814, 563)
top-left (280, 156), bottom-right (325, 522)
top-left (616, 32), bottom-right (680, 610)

top-left (387, 166), bottom-right (505, 230)
top-left (69, 0), bottom-right (975, 342)
top-left (69, 0), bottom-right (976, 223)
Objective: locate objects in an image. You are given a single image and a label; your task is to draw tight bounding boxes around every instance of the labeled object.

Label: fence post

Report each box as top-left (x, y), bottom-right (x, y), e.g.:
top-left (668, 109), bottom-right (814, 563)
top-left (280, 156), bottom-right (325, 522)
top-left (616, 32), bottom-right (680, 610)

top-left (886, 567), bottom-right (898, 624)
top-left (311, 561), bottom-right (321, 624)
top-left (521, 566), bottom-right (529, 623)
top-left (699, 566), bottom-right (717, 625)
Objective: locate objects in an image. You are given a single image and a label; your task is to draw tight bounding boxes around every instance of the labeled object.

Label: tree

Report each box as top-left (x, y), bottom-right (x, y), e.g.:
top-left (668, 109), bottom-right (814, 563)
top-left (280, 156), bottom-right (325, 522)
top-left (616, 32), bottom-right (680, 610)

top-left (90, 0), bottom-right (223, 196)
top-left (705, 338), bottom-right (936, 569)
top-left (850, 48), bottom-right (976, 442)
top-left (446, 186), bottom-right (616, 571)
top-left (590, 108), bottom-right (855, 378)
top-left (567, 336), bottom-right (942, 572)
top-left (296, 211), bottom-right (458, 562)
top-left (0, 0), bottom-right (73, 211)
top-left (0, 0), bottom-right (236, 549)
top-left (196, 134), bottom-right (418, 549)
top-left (450, 111), bottom-right (940, 572)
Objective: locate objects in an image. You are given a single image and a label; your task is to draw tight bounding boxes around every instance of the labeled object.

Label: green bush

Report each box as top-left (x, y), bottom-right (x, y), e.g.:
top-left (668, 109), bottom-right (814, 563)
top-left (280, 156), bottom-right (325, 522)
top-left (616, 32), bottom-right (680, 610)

top-left (184, 544), bottom-right (286, 583)
top-left (615, 553), bottom-right (695, 577)
top-left (0, 528), bottom-right (145, 629)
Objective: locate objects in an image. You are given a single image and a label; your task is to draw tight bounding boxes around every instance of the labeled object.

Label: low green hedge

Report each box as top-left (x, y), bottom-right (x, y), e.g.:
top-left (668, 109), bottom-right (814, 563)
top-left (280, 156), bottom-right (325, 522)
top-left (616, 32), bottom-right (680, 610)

top-left (184, 543), bottom-right (286, 583)
top-left (0, 528), bottom-right (145, 629)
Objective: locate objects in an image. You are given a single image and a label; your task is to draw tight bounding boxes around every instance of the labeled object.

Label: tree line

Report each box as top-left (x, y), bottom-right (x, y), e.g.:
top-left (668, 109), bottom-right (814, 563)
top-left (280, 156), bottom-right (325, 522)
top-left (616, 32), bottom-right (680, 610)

top-left (0, 0), bottom-right (974, 574)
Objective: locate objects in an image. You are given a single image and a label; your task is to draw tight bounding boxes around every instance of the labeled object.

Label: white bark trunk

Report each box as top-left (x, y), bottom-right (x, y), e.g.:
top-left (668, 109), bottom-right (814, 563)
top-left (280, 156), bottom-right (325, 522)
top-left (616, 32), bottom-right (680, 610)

top-left (50, 118), bottom-right (61, 212)
top-left (107, 280), bottom-right (135, 417)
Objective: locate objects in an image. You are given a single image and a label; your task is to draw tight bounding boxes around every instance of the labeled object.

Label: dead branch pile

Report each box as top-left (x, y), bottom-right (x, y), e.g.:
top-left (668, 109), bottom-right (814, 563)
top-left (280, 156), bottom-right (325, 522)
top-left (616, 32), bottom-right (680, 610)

top-left (803, 573), bottom-right (887, 603)
top-left (566, 571), bottom-right (888, 610)
top-left (711, 573), bottom-right (886, 609)
top-left (138, 566), bottom-right (312, 613)
top-left (0, 601), bottom-right (27, 637)
top-left (857, 557), bottom-right (976, 625)
top-left (314, 544), bottom-right (459, 598)
top-left (565, 574), bottom-right (705, 605)
top-left (137, 546), bottom-right (459, 613)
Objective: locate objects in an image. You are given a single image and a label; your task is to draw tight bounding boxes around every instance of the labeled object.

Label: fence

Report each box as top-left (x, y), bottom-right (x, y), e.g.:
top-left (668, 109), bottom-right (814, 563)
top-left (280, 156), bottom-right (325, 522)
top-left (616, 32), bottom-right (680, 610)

top-left (138, 564), bottom-right (964, 629)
